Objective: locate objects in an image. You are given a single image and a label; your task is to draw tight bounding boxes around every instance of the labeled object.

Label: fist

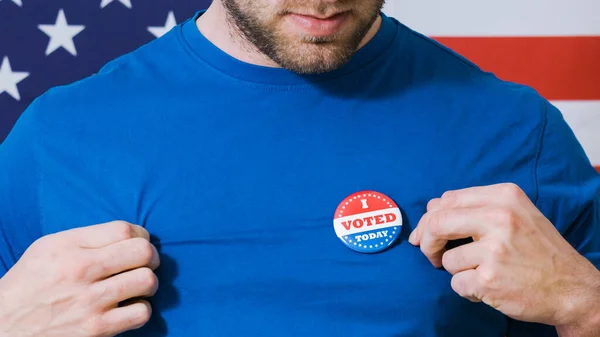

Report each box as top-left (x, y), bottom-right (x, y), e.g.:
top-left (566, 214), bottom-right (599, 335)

top-left (0, 221), bottom-right (160, 337)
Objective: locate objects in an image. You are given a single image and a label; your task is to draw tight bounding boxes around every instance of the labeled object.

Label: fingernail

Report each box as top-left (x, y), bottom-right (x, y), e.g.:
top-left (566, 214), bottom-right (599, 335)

top-left (408, 230), bottom-right (417, 244)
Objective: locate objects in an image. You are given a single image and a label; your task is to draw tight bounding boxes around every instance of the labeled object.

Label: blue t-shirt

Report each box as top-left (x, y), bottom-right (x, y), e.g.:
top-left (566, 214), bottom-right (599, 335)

top-left (1, 11), bottom-right (599, 337)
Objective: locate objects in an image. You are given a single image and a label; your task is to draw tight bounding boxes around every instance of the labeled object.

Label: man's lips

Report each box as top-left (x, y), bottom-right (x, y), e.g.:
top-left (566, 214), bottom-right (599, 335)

top-left (286, 11), bottom-right (350, 37)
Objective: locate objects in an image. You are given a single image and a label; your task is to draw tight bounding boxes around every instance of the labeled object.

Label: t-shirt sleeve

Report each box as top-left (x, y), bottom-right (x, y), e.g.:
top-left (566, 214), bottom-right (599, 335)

top-left (0, 99), bottom-right (44, 278)
top-left (507, 100), bottom-right (600, 336)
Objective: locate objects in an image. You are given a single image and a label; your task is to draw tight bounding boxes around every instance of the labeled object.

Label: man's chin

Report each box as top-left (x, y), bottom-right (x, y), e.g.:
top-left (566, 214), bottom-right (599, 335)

top-left (278, 58), bottom-right (351, 75)
top-left (271, 41), bottom-right (354, 74)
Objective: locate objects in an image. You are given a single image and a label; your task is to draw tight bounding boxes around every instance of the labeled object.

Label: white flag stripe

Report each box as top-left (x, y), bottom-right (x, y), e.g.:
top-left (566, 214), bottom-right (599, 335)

top-left (553, 100), bottom-right (600, 167)
top-left (383, 0), bottom-right (600, 37)
top-left (382, 2), bottom-right (600, 168)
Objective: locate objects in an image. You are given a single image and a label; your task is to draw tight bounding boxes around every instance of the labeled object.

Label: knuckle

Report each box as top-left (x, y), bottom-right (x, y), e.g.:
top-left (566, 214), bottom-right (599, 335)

top-left (419, 243), bottom-right (432, 255)
top-left (426, 198), bottom-right (439, 210)
top-left (442, 250), bottom-right (457, 272)
top-left (500, 183), bottom-right (523, 200)
top-left (488, 241), bottom-right (508, 258)
top-left (420, 241), bottom-right (440, 257)
top-left (130, 302), bottom-right (152, 328)
top-left (440, 191), bottom-right (458, 207)
top-left (493, 208), bottom-right (519, 230)
top-left (477, 267), bottom-right (498, 288)
top-left (137, 267), bottom-right (158, 290)
top-left (133, 239), bottom-right (156, 266)
top-left (111, 221), bottom-right (135, 240)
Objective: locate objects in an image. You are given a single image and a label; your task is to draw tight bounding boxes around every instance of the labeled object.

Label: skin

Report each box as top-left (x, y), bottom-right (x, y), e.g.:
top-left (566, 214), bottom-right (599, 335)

top-left (409, 183), bottom-right (600, 336)
top-left (0, 2), bottom-right (388, 336)
top-left (0, 221), bottom-right (160, 337)
top-left (1, 1), bottom-right (599, 336)
top-left (196, 0), bottom-right (385, 74)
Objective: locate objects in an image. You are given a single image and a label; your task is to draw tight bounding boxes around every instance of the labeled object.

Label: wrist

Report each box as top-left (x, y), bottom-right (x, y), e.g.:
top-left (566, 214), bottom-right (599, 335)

top-left (555, 264), bottom-right (600, 337)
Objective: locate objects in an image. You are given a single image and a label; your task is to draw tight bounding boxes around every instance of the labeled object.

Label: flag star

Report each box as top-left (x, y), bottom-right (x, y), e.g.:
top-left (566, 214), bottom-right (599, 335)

top-left (0, 0), bottom-right (22, 6)
top-left (38, 9), bottom-right (85, 56)
top-left (0, 57), bottom-right (29, 101)
top-left (13, 0), bottom-right (22, 5)
top-left (148, 11), bottom-right (177, 38)
top-left (100, 0), bottom-right (132, 9)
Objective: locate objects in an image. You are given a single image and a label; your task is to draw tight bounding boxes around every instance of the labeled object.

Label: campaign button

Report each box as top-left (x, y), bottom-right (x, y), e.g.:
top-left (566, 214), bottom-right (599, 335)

top-left (333, 191), bottom-right (403, 253)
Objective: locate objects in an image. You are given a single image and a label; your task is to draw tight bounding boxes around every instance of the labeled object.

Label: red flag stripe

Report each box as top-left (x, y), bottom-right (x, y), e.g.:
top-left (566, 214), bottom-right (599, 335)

top-left (432, 36), bottom-right (600, 101)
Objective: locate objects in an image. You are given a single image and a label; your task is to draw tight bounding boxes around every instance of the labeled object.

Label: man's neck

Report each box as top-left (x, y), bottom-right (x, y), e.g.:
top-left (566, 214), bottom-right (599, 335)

top-left (196, 1), bottom-right (382, 69)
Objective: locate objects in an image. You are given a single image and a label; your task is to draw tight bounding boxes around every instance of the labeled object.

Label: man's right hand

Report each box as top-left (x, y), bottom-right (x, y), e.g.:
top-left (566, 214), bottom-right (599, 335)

top-left (0, 221), bottom-right (160, 337)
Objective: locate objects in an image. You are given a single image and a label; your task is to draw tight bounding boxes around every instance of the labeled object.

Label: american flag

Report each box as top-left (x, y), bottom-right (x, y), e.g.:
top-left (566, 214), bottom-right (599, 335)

top-left (385, 0), bottom-right (600, 172)
top-left (1, 0), bottom-right (599, 172)
top-left (0, 0), bottom-right (211, 140)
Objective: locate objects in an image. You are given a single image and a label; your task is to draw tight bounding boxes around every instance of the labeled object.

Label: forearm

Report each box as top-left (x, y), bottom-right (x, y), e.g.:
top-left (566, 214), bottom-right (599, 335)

top-left (555, 267), bottom-right (600, 337)
top-left (0, 277), bottom-right (18, 337)
top-left (0, 279), bottom-right (8, 337)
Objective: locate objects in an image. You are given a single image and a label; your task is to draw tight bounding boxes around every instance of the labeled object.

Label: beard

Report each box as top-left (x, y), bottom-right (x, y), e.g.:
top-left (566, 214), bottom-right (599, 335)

top-left (221, 0), bottom-right (385, 74)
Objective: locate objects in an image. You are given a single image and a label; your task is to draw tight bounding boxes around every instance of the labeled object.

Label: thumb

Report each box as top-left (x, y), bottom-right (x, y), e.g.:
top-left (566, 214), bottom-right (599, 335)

top-left (451, 269), bottom-right (483, 303)
top-left (410, 198), bottom-right (443, 245)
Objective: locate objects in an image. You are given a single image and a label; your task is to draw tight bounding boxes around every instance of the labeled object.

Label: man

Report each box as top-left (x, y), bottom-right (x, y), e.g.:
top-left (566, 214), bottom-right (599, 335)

top-left (0, 0), bottom-right (599, 336)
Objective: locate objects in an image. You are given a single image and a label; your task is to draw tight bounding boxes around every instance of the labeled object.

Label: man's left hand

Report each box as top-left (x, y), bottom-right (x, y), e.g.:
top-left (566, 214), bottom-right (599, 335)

top-left (408, 183), bottom-right (600, 333)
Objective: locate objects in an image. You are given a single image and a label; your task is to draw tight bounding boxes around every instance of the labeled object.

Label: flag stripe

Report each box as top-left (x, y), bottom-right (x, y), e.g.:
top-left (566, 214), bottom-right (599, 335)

top-left (433, 36), bottom-right (600, 101)
top-left (384, 0), bottom-right (600, 37)
top-left (554, 100), bottom-right (600, 169)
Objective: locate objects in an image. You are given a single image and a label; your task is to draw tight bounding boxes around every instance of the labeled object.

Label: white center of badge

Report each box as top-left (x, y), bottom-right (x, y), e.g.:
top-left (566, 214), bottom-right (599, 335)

top-left (333, 191), bottom-right (403, 253)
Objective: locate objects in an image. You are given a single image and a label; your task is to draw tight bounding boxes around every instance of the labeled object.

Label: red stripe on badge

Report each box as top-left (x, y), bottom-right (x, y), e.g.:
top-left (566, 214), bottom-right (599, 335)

top-left (432, 36), bottom-right (600, 101)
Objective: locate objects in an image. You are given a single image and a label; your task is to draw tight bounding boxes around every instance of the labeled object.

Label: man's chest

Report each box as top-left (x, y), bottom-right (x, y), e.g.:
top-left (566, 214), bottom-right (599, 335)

top-left (36, 97), bottom-right (541, 335)
top-left (38, 138), bottom-right (515, 336)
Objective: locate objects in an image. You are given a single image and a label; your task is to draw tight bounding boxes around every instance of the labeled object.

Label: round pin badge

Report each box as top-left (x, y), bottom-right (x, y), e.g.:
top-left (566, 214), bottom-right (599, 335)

top-left (333, 191), bottom-right (403, 253)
